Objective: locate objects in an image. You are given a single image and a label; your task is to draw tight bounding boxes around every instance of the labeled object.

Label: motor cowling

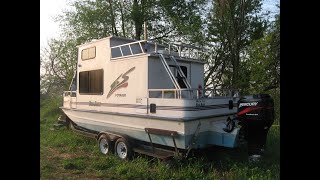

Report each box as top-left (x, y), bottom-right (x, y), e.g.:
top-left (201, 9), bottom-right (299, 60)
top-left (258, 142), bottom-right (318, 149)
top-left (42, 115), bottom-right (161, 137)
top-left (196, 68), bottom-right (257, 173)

top-left (238, 94), bottom-right (274, 121)
top-left (237, 94), bottom-right (275, 157)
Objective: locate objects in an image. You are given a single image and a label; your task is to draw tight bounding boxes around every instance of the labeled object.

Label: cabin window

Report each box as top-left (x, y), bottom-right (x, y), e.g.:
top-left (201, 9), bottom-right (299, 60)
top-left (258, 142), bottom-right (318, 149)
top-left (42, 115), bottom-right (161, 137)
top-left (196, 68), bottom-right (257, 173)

top-left (169, 65), bottom-right (188, 88)
top-left (79, 69), bottom-right (103, 94)
top-left (81, 46), bottom-right (96, 60)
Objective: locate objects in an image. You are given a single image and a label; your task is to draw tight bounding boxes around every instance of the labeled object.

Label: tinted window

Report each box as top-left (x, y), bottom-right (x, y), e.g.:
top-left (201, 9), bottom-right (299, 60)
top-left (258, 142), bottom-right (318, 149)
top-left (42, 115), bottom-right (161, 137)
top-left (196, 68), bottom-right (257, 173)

top-left (79, 69), bottom-right (103, 94)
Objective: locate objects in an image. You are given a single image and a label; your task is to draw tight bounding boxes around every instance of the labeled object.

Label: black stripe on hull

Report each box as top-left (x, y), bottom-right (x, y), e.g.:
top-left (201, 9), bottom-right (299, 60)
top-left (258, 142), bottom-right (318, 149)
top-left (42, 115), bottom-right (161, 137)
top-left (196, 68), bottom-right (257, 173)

top-left (74, 102), bottom-right (238, 111)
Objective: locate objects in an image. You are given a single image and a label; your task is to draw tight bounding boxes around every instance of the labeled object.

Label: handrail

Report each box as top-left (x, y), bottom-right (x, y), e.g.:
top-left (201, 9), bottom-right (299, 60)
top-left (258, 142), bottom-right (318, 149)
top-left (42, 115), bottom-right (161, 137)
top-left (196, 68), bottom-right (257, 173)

top-left (148, 88), bottom-right (239, 99)
top-left (111, 40), bottom-right (149, 59)
top-left (111, 40), bottom-right (147, 49)
top-left (169, 55), bottom-right (192, 89)
top-left (110, 39), bottom-right (206, 61)
top-left (63, 91), bottom-right (77, 97)
top-left (159, 54), bottom-right (181, 91)
top-left (163, 42), bottom-right (207, 60)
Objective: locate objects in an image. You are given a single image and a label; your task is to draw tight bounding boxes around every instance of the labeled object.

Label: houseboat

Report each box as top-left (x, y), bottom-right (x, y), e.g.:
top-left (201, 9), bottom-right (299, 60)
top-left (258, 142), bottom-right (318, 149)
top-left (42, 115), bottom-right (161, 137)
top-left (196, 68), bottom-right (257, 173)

top-left (61, 36), bottom-right (242, 160)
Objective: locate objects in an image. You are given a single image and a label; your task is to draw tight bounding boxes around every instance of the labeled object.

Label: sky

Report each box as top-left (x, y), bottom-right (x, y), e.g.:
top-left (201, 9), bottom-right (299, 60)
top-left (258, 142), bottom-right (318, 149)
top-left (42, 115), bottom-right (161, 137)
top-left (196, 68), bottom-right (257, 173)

top-left (40, 0), bottom-right (69, 48)
top-left (40, 0), bottom-right (279, 48)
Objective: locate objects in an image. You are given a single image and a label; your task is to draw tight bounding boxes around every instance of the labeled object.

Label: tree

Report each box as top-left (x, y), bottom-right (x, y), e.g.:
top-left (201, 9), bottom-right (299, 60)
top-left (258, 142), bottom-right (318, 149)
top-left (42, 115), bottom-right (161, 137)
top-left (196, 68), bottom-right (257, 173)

top-left (41, 0), bottom-right (208, 96)
top-left (40, 37), bottom-right (78, 96)
top-left (246, 11), bottom-right (280, 93)
top-left (205, 0), bottom-right (268, 92)
top-left (57, 0), bottom-right (137, 44)
top-left (41, 0), bottom-right (278, 97)
top-left (57, 0), bottom-right (207, 42)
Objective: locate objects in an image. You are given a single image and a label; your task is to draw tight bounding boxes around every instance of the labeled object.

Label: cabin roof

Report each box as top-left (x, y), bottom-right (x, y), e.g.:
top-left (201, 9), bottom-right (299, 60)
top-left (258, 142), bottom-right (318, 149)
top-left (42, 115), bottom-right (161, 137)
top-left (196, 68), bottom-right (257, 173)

top-left (76, 36), bottom-right (112, 48)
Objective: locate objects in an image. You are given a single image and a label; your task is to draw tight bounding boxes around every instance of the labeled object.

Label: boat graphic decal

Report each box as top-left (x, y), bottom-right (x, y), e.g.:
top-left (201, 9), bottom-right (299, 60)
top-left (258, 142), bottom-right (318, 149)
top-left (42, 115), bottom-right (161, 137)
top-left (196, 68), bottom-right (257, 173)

top-left (107, 67), bottom-right (135, 98)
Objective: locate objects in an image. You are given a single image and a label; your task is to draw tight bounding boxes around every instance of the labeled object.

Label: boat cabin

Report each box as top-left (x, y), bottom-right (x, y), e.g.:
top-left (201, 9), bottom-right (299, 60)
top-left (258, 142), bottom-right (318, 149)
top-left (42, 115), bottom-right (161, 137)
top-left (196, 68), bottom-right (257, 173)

top-left (63, 36), bottom-right (237, 120)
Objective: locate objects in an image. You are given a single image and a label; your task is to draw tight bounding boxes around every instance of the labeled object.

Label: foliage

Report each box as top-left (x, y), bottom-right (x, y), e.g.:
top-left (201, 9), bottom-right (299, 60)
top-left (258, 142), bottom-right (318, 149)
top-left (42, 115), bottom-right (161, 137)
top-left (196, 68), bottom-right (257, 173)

top-left (40, 95), bottom-right (63, 120)
top-left (56, 0), bottom-right (207, 43)
top-left (246, 13), bottom-right (280, 93)
top-left (58, 0), bottom-right (125, 43)
top-left (41, 0), bottom-right (280, 96)
top-left (205, 0), bottom-right (269, 91)
top-left (40, 37), bottom-right (78, 96)
top-left (41, 0), bottom-right (210, 96)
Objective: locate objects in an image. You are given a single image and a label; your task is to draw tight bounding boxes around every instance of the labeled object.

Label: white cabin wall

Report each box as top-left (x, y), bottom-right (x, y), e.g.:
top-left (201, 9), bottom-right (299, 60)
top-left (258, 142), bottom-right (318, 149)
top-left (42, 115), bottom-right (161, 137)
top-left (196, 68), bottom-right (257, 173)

top-left (75, 36), bottom-right (204, 108)
top-left (76, 38), bottom-right (110, 111)
top-left (148, 56), bottom-right (203, 90)
top-left (77, 39), bottom-right (109, 73)
top-left (76, 37), bottom-right (149, 110)
top-left (190, 63), bottom-right (204, 88)
top-left (105, 55), bottom-right (148, 104)
top-left (148, 56), bottom-right (175, 89)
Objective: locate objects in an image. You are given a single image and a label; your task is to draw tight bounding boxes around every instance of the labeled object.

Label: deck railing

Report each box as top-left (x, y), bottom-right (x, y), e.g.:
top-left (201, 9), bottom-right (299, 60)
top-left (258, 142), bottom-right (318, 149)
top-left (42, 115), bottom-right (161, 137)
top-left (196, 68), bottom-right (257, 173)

top-left (63, 91), bottom-right (76, 97)
top-left (110, 40), bottom-right (205, 61)
top-left (163, 42), bottom-right (206, 60)
top-left (148, 89), bottom-right (239, 99)
top-left (111, 40), bottom-right (148, 59)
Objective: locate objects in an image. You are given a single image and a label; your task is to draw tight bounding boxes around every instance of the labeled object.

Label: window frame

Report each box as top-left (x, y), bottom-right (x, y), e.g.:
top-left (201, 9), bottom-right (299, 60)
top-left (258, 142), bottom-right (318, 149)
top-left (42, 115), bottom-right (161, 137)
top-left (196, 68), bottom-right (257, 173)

top-left (81, 46), bottom-right (96, 60)
top-left (79, 69), bottom-right (104, 95)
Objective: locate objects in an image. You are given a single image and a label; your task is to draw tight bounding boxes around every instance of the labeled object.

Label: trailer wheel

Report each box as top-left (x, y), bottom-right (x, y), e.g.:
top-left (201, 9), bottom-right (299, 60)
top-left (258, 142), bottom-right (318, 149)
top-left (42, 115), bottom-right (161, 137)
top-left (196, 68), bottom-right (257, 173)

top-left (98, 134), bottom-right (113, 155)
top-left (115, 137), bottom-right (132, 160)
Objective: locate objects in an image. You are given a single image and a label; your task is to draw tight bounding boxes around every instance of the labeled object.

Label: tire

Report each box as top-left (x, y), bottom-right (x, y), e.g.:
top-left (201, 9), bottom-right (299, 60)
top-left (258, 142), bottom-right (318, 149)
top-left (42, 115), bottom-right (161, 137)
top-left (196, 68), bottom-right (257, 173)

top-left (115, 137), bottom-right (132, 160)
top-left (98, 134), bottom-right (113, 155)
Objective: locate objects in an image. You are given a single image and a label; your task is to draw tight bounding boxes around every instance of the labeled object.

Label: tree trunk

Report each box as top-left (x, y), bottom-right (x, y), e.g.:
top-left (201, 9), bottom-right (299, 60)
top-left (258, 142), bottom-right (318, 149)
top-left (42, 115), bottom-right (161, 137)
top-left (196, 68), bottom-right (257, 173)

top-left (119, 1), bottom-right (126, 37)
top-left (108, 0), bottom-right (118, 36)
top-left (135, 24), bottom-right (142, 40)
top-left (132, 0), bottom-right (143, 40)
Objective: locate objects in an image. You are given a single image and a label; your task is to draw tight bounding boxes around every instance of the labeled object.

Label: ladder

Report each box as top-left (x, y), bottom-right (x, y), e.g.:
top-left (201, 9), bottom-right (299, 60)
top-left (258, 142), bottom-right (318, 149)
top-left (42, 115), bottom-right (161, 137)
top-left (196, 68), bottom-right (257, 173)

top-left (169, 55), bottom-right (192, 89)
top-left (159, 54), bottom-right (180, 89)
top-left (158, 54), bottom-right (192, 91)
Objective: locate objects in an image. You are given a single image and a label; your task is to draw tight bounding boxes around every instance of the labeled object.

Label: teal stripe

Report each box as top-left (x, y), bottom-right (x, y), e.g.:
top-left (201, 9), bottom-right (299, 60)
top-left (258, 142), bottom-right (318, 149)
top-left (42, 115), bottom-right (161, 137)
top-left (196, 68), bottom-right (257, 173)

top-left (75, 121), bottom-right (239, 149)
top-left (75, 121), bottom-right (186, 149)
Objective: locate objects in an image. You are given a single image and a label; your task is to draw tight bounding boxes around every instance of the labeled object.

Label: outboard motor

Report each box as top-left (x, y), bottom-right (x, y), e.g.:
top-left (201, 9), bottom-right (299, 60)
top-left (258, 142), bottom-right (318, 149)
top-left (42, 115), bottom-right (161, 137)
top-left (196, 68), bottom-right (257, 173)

top-left (237, 94), bottom-right (275, 160)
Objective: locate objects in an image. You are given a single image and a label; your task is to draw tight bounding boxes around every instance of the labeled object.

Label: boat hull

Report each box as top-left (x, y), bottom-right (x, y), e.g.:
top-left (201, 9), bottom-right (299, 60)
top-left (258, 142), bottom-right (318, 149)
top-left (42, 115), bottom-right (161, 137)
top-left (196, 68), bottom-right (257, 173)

top-left (61, 107), bottom-right (240, 149)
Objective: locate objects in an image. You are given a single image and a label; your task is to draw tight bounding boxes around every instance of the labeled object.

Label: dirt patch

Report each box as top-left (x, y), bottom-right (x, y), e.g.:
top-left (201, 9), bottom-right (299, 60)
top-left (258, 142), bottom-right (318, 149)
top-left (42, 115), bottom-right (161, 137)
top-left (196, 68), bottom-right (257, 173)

top-left (55, 152), bottom-right (73, 159)
top-left (44, 146), bottom-right (90, 160)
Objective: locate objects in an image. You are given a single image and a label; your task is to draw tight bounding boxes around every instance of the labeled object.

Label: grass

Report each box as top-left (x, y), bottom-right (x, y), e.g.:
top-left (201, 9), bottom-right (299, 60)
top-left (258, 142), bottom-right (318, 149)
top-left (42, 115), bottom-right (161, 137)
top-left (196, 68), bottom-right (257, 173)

top-left (40, 97), bottom-right (280, 179)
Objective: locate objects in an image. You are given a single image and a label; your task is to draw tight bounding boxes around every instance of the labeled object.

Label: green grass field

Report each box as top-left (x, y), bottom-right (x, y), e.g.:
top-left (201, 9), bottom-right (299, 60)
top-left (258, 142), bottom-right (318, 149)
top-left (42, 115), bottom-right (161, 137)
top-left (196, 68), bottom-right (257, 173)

top-left (40, 97), bottom-right (280, 179)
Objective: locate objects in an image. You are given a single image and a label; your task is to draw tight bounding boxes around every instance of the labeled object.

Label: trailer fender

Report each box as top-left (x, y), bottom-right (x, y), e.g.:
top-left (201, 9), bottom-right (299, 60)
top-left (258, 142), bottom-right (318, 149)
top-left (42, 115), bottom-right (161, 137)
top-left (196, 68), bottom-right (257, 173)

top-left (97, 132), bottom-right (133, 144)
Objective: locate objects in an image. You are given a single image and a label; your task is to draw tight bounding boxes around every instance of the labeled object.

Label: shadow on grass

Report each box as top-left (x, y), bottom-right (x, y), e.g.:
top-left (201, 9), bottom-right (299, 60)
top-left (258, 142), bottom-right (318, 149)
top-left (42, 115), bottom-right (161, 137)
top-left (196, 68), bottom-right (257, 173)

top-left (143, 126), bottom-right (280, 179)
